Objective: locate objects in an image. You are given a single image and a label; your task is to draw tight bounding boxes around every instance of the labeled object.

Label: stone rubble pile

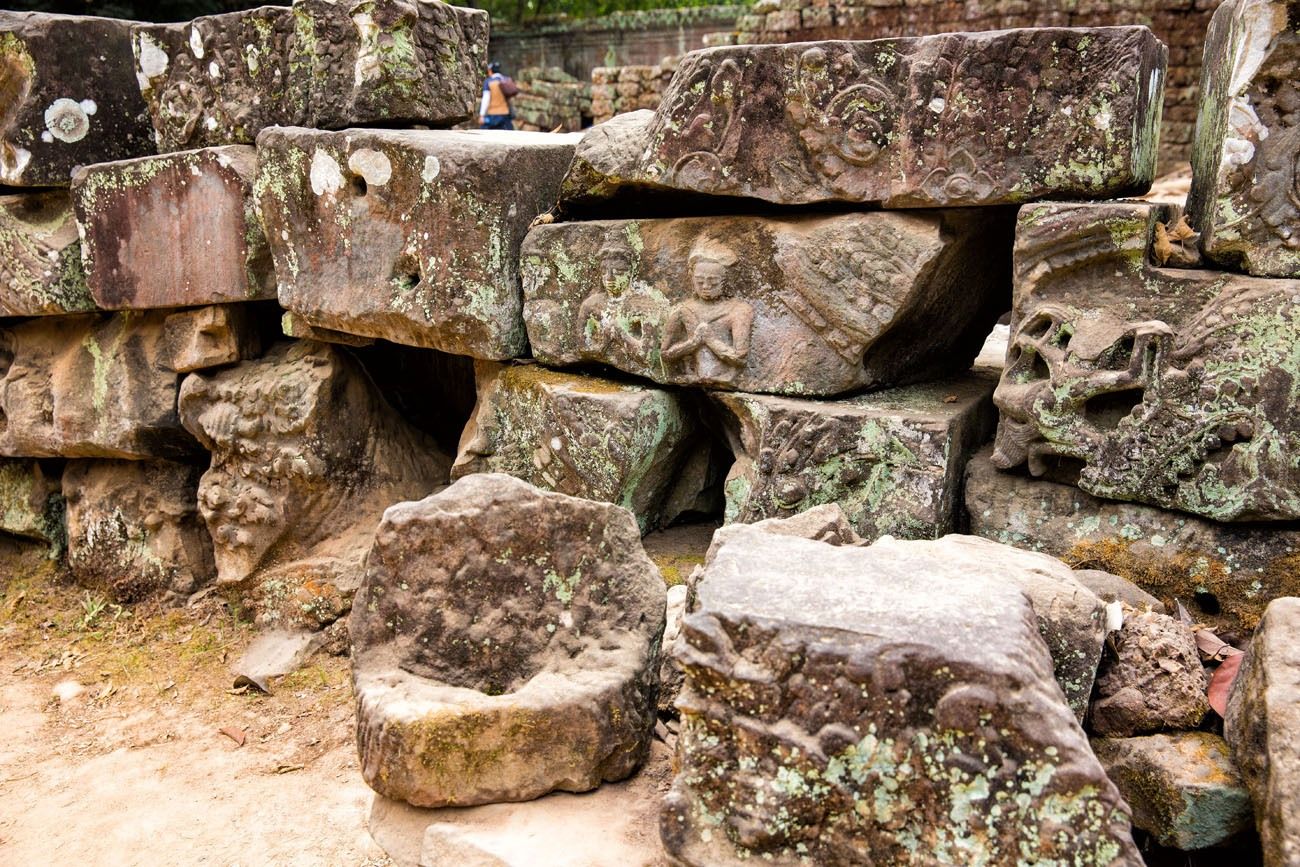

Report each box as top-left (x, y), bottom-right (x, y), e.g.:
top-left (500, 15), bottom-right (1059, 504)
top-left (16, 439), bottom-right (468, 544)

top-left (509, 67), bottom-right (592, 132)
top-left (1, 0), bottom-right (1299, 864)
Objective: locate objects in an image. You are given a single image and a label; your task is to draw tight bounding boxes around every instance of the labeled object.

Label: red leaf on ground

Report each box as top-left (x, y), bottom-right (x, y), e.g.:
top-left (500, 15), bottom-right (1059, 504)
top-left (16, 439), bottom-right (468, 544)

top-left (1208, 652), bottom-right (1245, 718)
top-left (219, 727), bottom-right (247, 748)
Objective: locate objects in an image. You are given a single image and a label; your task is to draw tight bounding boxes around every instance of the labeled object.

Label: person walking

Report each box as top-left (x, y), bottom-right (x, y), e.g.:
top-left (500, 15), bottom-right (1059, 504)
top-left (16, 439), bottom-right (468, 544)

top-left (480, 62), bottom-right (516, 130)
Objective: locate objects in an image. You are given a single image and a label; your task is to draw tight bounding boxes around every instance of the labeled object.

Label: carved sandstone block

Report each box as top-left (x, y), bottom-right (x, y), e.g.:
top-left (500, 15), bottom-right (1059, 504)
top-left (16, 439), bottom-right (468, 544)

top-left (0, 12), bottom-right (155, 187)
top-left (1188, 0), bottom-right (1300, 276)
top-left (965, 446), bottom-right (1300, 633)
top-left (1225, 597), bottom-right (1300, 866)
top-left (0, 192), bottom-right (94, 316)
top-left (522, 211), bottom-right (1010, 397)
top-left (0, 459), bottom-right (63, 545)
top-left (712, 373), bottom-right (995, 541)
top-left (257, 127), bottom-right (578, 357)
top-left (0, 309), bottom-right (257, 460)
top-left (351, 474), bottom-right (665, 807)
top-left (63, 460), bottom-right (215, 604)
top-left (178, 340), bottom-right (450, 628)
top-left (72, 146), bottom-right (273, 309)
top-left (664, 529), bottom-right (1139, 865)
top-left (452, 362), bottom-right (704, 533)
top-left (993, 201), bottom-right (1300, 521)
top-left (132, 0), bottom-right (489, 152)
top-left (564, 29), bottom-right (1164, 209)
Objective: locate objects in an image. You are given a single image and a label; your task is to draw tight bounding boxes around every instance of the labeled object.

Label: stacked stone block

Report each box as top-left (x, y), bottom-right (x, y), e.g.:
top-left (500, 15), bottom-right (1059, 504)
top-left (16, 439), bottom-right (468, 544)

top-left (510, 67), bottom-right (592, 132)
top-left (589, 58), bottom-right (676, 124)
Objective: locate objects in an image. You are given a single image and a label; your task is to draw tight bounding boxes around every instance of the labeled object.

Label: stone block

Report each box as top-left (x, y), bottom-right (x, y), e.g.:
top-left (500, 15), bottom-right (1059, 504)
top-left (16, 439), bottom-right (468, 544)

top-left (451, 362), bottom-right (704, 533)
top-left (351, 474), bottom-right (665, 807)
top-left (1187, 0), bottom-right (1300, 276)
top-left (72, 146), bottom-right (273, 309)
top-left (994, 200), bottom-right (1300, 521)
top-left (522, 210), bottom-right (1011, 396)
top-left (1090, 609), bottom-right (1209, 736)
top-left (256, 127), bottom-right (578, 357)
top-left (0, 309), bottom-right (257, 461)
top-left (663, 529), bottom-right (1138, 865)
top-left (1225, 597), bottom-right (1300, 866)
top-left (178, 340), bottom-right (450, 628)
top-left (965, 447), bottom-right (1300, 633)
top-left (712, 372), bottom-right (995, 540)
top-left (62, 460), bottom-right (215, 604)
top-left (0, 191), bottom-right (94, 316)
top-left (0, 459), bottom-right (63, 545)
top-left (1092, 733), bottom-right (1253, 851)
top-left (568, 29), bottom-right (1164, 208)
top-left (0, 12), bottom-right (154, 187)
top-left (132, 0), bottom-right (489, 152)
top-left (557, 110), bottom-right (656, 212)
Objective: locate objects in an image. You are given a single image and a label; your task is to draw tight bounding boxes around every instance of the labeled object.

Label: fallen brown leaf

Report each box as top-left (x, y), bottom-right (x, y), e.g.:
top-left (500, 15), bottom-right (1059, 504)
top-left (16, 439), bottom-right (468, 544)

top-left (1208, 653), bottom-right (1246, 718)
top-left (219, 727), bottom-right (247, 748)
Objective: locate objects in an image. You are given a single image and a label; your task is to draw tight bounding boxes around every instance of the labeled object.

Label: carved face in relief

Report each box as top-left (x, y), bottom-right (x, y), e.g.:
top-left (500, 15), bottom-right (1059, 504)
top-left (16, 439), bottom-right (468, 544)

top-left (599, 246), bottom-right (632, 298)
top-left (691, 259), bottom-right (726, 301)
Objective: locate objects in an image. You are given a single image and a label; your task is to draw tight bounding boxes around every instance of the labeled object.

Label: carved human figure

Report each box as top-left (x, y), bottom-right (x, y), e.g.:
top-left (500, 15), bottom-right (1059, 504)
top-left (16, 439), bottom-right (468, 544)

top-left (660, 240), bottom-right (753, 386)
top-left (578, 240), bottom-right (651, 358)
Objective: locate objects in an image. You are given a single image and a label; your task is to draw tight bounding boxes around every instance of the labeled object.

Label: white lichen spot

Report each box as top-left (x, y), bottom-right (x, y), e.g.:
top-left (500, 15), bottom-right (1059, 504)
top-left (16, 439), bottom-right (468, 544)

top-left (310, 149), bottom-right (345, 197)
top-left (1092, 109), bottom-right (1112, 130)
top-left (204, 116), bottom-right (218, 131)
top-left (208, 61), bottom-right (220, 79)
top-left (40, 131), bottom-right (52, 143)
top-left (136, 33), bottom-right (170, 80)
top-left (1, 145), bottom-right (31, 182)
top-left (189, 26), bottom-right (205, 59)
top-left (79, 99), bottom-right (97, 116)
top-left (421, 155), bottom-right (441, 183)
top-left (44, 99), bottom-right (90, 143)
top-left (347, 148), bottom-right (392, 187)
top-left (928, 97), bottom-right (945, 113)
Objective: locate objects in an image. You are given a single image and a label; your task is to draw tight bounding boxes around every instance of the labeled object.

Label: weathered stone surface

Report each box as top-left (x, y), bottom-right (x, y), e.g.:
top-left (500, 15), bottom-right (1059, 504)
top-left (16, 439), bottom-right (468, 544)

top-left (257, 127), bottom-right (577, 357)
top-left (967, 446), bottom-right (1300, 633)
top-left (0, 459), bottom-right (63, 545)
top-left (1187, 0), bottom-right (1300, 277)
top-left (351, 473), bottom-right (665, 807)
top-left (1092, 733), bottom-right (1253, 851)
top-left (993, 200), bottom-right (1300, 521)
top-left (556, 109), bottom-right (656, 213)
top-left (72, 146), bottom-right (273, 309)
top-left (0, 192), bottom-right (95, 316)
top-left (567, 29), bottom-right (1164, 209)
top-left (1073, 569), bottom-right (1166, 613)
top-left (0, 309), bottom-right (257, 460)
top-left (132, 0), bottom-right (489, 152)
top-left (163, 305), bottom-right (263, 374)
top-left (62, 460), bottom-right (215, 604)
top-left (452, 362), bottom-right (703, 533)
top-left (0, 13), bottom-right (154, 187)
top-left (1090, 609), bottom-right (1209, 736)
top-left (1225, 596), bottom-right (1300, 866)
top-left (522, 210), bottom-right (1010, 396)
top-left (712, 373), bottom-right (995, 540)
top-left (664, 530), bottom-right (1139, 865)
top-left (178, 341), bottom-right (449, 627)
top-left (280, 311), bottom-right (375, 348)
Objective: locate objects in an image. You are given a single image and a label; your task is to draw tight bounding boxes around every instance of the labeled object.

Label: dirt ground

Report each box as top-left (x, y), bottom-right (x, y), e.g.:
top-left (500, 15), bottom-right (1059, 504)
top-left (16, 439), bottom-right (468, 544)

top-left (0, 525), bottom-right (709, 866)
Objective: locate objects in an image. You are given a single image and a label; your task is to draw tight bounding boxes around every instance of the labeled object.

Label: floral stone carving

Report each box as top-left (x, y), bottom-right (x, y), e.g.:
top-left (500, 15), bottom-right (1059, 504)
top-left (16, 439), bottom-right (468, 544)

top-left (561, 29), bottom-right (1165, 209)
top-left (712, 373), bottom-right (996, 542)
top-left (132, 0), bottom-right (488, 152)
top-left (1187, 0), bottom-right (1300, 277)
top-left (993, 200), bottom-right (1300, 521)
top-left (522, 211), bottom-right (1010, 397)
top-left (178, 340), bottom-right (450, 628)
top-left (256, 127), bottom-right (577, 357)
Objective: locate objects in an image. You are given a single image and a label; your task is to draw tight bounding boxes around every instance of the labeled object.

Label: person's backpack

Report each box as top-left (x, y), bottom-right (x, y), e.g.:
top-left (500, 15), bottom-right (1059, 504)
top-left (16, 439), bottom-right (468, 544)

top-left (498, 76), bottom-right (520, 99)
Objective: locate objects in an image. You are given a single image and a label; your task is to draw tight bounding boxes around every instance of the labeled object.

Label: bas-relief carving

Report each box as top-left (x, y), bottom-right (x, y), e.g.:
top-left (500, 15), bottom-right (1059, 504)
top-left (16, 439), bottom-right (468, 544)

top-left (993, 201), bottom-right (1300, 521)
top-left (659, 240), bottom-right (753, 387)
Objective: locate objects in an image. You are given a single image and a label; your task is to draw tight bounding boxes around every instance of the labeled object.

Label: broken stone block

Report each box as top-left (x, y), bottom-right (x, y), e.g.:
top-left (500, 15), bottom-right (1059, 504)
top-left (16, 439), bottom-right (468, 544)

top-left (712, 373), bottom-right (995, 540)
top-left (351, 473), bottom-right (665, 807)
top-left (664, 530), bottom-right (1139, 865)
top-left (0, 459), bottom-right (63, 545)
top-left (993, 200), bottom-right (1300, 521)
top-left (557, 109), bottom-right (656, 214)
top-left (257, 127), bottom-right (578, 357)
top-left (132, 0), bottom-right (489, 152)
top-left (1090, 609), bottom-right (1209, 736)
top-left (178, 340), bottom-right (449, 628)
top-left (1225, 597), bottom-right (1300, 866)
top-left (966, 446), bottom-right (1300, 634)
top-left (522, 210), bottom-right (1010, 396)
top-left (280, 311), bottom-right (374, 348)
top-left (0, 12), bottom-right (154, 187)
top-left (452, 362), bottom-right (703, 533)
top-left (0, 192), bottom-right (95, 316)
top-left (72, 146), bottom-right (273, 309)
top-left (565, 29), bottom-right (1164, 209)
top-left (1092, 733), bottom-right (1253, 851)
top-left (1187, 0), bottom-right (1300, 276)
top-left (62, 460), bottom-right (215, 604)
top-left (1073, 569), bottom-right (1166, 613)
top-left (0, 309), bottom-right (257, 460)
